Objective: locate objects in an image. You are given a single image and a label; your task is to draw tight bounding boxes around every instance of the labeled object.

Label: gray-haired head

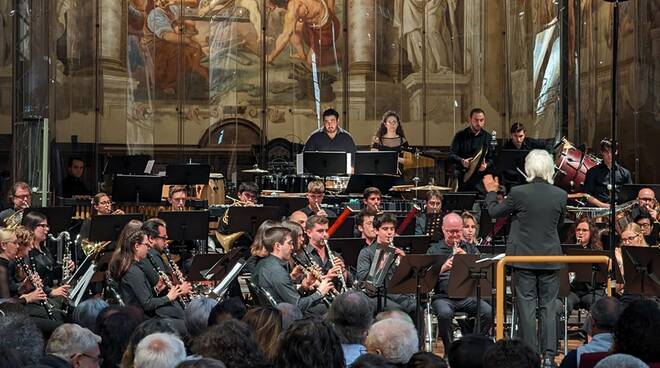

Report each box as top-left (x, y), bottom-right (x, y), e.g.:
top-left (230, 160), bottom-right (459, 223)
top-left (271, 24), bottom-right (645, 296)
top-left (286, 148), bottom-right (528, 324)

top-left (327, 290), bottom-right (373, 344)
top-left (134, 332), bottom-right (187, 368)
top-left (374, 309), bottom-right (414, 325)
top-left (0, 310), bottom-right (44, 365)
top-left (525, 149), bottom-right (555, 184)
top-left (46, 323), bottom-right (102, 363)
top-left (365, 318), bottom-right (418, 364)
top-left (594, 354), bottom-right (649, 368)
top-left (73, 298), bottom-right (110, 333)
top-left (184, 297), bottom-right (218, 337)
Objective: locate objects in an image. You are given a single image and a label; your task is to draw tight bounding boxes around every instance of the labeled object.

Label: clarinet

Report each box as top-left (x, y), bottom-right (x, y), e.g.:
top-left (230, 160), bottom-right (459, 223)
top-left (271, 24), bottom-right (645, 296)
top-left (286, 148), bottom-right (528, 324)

top-left (16, 257), bottom-right (56, 320)
top-left (146, 253), bottom-right (187, 309)
top-left (162, 248), bottom-right (192, 303)
top-left (324, 239), bottom-right (348, 293)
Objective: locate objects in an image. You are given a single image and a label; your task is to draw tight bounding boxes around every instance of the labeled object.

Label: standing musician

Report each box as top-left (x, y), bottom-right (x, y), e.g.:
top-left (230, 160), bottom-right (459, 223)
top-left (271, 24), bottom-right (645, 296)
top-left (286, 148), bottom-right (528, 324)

top-left (415, 190), bottom-right (443, 236)
top-left (370, 110), bottom-right (410, 176)
top-left (483, 149), bottom-right (567, 363)
top-left (356, 208), bottom-right (378, 247)
top-left (356, 213), bottom-right (415, 314)
top-left (168, 185), bottom-right (188, 211)
top-left (302, 216), bottom-right (350, 291)
top-left (362, 187), bottom-right (382, 213)
top-left (426, 212), bottom-right (491, 352)
top-left (583, 138), bottom-right (632, 208)
top-left (303, 108), bottom-right (357, 155)
top-left (297, 180), bottom-right (337, 218)
top-left (449, 108), bottom-right (494, 193)
top-left (252, 226), bottom-right (334, 315)
top-left (0, 182), bottom-right (32, 225)
top-left (501, 123), bottom-right (547, 190)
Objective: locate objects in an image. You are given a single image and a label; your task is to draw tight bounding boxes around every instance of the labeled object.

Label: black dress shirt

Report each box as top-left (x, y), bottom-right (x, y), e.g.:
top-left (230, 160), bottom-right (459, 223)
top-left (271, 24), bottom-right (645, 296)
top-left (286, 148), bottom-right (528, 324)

top-left (449, 127), bottom-right (494, 171)
top-left (61, 175), bottom-right (92, 197)
top-left (298, 206), bottom-right (337, 218)
top-left (303, 128), bottom-right (357, 154)
top-left (426, 240), bottom-right (479, 297)
top-left (583, 163), bottom-right (632, 203)
top-left (502, 137), bottom-right (547, 150)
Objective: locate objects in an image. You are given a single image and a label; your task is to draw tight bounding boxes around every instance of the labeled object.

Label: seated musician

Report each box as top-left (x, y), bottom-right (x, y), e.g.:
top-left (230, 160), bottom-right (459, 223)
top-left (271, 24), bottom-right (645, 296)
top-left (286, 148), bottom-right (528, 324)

top-left (110, 229), bottom-right (188, 326)
top-left (79, 192), bottom-right (125, 240)
top-left (0, 182), bottom-right (32, 225)
top-left (631, 187), bottom-right (659, 243)
top-left (61, 156), bottom-right (93, 198)
top-left (415, 190), bottom-right (443, 236)
top-left (236, 182), bottom-right (259, 205)
top-left (297, 180), bottom-right (336, 218)
top-left (461, 212), bottom-right (479, 246)
top-left (302, 216), bottom-right (351, 289)
top-left (356, 208), bottom-right (378, 247)
top-left (217, 182), bottom-right (259, 246)
top-left (356, 213), bottom-right (415, 314)
top-left (362, 187), bottom-right (382, 213)
top-left (634, 213), bottom-right (657, 245)
top-left (583, 139), bottom-right (632, 208)
top-left (289, 211), bottom-right (308, 229)
top-left (615, 223), bottom-right (649, 306)
top-left (252, 226), bottom-right (334, 315)
top-left (449, 108), bottom-right (493, 193)
top-left (503, 122), bottom-right (547, 150)
top-left (167, 185), bottom-right (188, 211)
top-left (303, 108), bottom-right (357, 156)
top-left (426, 212), bottom-right (492, 351)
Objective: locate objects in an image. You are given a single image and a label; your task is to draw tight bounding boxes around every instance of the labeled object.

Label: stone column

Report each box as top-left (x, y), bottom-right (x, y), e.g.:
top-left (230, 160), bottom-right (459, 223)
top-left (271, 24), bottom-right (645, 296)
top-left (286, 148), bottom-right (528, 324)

top-left (100, 0), bottom-right (125, 70)
top-left (347, 0), bottom-right (376, 75)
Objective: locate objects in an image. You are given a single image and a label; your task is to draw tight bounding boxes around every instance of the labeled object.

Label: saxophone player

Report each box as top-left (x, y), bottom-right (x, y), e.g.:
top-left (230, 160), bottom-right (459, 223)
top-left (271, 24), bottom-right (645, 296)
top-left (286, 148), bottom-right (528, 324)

top-left (0, 182), bottom-right (32, 226)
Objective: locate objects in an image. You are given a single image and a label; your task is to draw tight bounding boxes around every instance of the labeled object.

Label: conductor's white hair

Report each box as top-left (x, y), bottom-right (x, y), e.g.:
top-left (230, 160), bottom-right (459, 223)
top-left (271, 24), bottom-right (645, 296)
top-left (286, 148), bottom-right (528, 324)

top-left (134, 332), bottom-right (186, 368)
top-left (525, 149), bottom-right (555, 184)
top-left (365, 318), bottom-right (418, 364)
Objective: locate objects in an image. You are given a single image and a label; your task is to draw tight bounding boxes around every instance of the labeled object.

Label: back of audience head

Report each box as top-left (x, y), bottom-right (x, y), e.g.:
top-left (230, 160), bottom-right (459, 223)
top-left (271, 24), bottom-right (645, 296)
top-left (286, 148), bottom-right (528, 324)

top-left (277, 319), bottom-right (345, 368)
top-left (121, 319), bottom-right (179, 368)
top-left (594, 354), bottom-right (650, 368)
top-left (47, 323), bottom-right (102, 366)
top-left (365, 318), bottom-right (418, 364)
top-left (482, 339), bottom-right (539, 368)
top-left (0, 347), bottom-right (23, 368)
top-left (193, 319), bottom-right (267, 368)
top-left (613, 299), bottom-right (660, 363)
top-left (407, 351), bottom-right (448, 368)
top-left (242, 306), bottom-right (282, 363)
top-left (275, 302), bottom-right (303, 331)
top-left (207, 297), bottom-right (246, 327)
top-left (589, 297), bottom-right (623, 335)
top-left (176, 358), bottom-right (227, 368)
top-left (73, 298), bottom-right (110, 333)
top-left (374, 308), bottom-right (414, 324)
top-left (185, 297), bottom-right (218, 337)
top-left (98, 308), bottom-right (143, 368)
top-left (0, 310), bottom-right (44, 365)
top-left (351, 353), bottom-right (400, 368)
top-left (133, 332), bottom-right (186, 368)
top-left (327, 290), bottom-right (373, 344)
top-left (448, 334), bottom-right (494, 368)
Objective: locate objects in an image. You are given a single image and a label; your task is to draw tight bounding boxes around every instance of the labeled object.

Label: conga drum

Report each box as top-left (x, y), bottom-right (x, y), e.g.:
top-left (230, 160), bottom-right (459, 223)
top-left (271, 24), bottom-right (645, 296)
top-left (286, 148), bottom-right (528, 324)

top-left (553, 138), bottom-right (601, 193)
top-left (202, 173), bottom-right (226, 205)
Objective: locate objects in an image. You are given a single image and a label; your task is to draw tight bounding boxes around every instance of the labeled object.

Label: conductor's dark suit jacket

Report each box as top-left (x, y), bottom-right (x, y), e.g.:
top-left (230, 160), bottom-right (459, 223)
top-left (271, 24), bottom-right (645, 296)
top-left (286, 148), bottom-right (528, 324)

top-left (486, 178), bottom-right (567, 270)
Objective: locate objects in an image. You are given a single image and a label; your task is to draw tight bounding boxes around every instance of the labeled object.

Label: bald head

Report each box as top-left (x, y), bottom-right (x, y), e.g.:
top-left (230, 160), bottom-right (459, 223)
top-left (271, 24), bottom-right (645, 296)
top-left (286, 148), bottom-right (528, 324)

top-left (637, 188), bottom-right (657, 212)
top-left (638, 188), bottom-right (656, 200)
top-left (289, 211), bottom-right (308, 228)
top-left (442, 213), bottom-right (463, 246)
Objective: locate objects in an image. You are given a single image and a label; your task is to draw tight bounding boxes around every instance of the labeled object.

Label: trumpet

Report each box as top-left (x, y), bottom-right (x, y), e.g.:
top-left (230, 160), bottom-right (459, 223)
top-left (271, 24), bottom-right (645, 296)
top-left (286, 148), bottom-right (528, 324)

top-left (324, 239), bottom-right (348, 293)
top-left (146, 253), bottom-right (187, 309)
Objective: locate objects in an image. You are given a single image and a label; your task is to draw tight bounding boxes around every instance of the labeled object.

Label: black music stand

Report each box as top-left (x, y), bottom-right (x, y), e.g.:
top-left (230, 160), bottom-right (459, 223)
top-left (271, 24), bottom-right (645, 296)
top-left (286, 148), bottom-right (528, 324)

top-left (27, 207), bottom-right (74, 234)
top-left (103, 155), bottom-right (151, 175)
top-left (164, 164), bottom-right (211, 185)
top-left (89, 213), bottom-right (144, 242)
top-left (260, 197), bottom-right (308, 217)
top-left (495, 149), bottom-right (530, 189)
top-left (226, 206), bottom-right (282, 236)
top-left (202, 248), bottom-right (243, 280)
top-left (447, 254), bottom-right (494, 334)
top-left (354, 151), bottom-right (398, 175)
top-left (443, 193), bottom-right (477, 212)
top-left (327, 238), bottom-right (365, 270)
top-left (112, 175), bottom-right (164, 204)
top-left (621, 246), bottom-right (660, 296)
top-left (345, 175), bottom-right (397, 195)
top-left (563, 247), bottom-right (610, 318)
top-left (188, 254), bottom-right (224, 282)
top-left (206, 258), bottom-right (247, 300)
top-left (389, 254), bottom-right (444, 349)
top-left (303, 151), bottom-right (349, 176)
top-left (476, 245), bottom-right (507, 254)
top-left (158, 210), bottom-right (209, 241)
top-left (394, 235), bottom-right (430, 254)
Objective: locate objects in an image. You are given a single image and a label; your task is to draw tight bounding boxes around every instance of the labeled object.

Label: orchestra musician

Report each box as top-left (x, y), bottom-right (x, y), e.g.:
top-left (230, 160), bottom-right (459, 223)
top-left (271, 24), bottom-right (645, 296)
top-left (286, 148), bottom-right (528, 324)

top-left (426, 212), bottom-right (491, 352)
top-left (370, 110), bottom-right (410, 172)
top-left (615, 223), bottom-right (649, 306)
top-left (79, 192), bottom-right (125, 240)
top-left (501, 123), bottom-right (548, 190)
top-left (631, 187), bottom-right (659, 243)
top-left (297, 181), bottom-right (336, 218)
top-left (302, 216), bottom-right (350, 291)
top-left (289, 211), bottom-right (308, 229)
top-left (356, 208), bottom-right (378, 247)
top-left (483, 149), bottom-right (567, 363)
top-left (252, 226), bottom-right (334, 315)
top-left (583, 138), bottom-right (632, 208)
top-left (634, 213), bottom-right (657, 245)
top-left (168, 185), bottom-right (188, 211)
top-left (0, 182), bottom-right (32, 225)
top-left (303, 108), bottom-right (357, 156)
top-left (449, 108), bottom-right (494, 193)
top-left (415, 190), bottom-right (443, 236)
top-left (461, 212), bottom-right (478, 246)
top-left (362, 187), bottom-right (382, 213)
top-left (235, 182), bottom-right (259, 205)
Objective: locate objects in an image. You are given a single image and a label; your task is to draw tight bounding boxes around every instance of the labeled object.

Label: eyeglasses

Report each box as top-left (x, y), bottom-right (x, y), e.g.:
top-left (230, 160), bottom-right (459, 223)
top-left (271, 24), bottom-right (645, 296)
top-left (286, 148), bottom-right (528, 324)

top-left (98, 201), bottom-right (112, 205)
top-left (78, 353), bottom-right (103, 365)
top-left (621, 234), bottom-right (640, 243)
top-left (638, 223), bottom-right (652, 229)
top-left (445, 229), bottom-right (462, 234)
top-left (155, 235), bottom-right (168, 241)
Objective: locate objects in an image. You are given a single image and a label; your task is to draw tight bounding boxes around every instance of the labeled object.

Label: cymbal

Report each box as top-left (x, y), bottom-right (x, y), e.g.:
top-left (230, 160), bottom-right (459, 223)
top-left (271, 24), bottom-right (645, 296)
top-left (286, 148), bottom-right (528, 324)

top-left (242, 167), bottom-right (269, 174)
top-left (390, 185), bottom-right (414, 191)
top-left (411, 185), bottom-right (453, 191)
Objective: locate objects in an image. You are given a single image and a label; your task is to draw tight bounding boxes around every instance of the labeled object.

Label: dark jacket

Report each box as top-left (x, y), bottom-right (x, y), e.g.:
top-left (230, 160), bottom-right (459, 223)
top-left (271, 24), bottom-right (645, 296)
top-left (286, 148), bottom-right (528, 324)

top-left (486, 178), bottom-right (567, 269)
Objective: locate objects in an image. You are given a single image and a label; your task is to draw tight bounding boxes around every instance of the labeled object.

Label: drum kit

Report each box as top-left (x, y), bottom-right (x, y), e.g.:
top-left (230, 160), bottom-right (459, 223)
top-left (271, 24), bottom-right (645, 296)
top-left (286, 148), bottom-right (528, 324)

top-left (553, 137), bottom-right (601, 193)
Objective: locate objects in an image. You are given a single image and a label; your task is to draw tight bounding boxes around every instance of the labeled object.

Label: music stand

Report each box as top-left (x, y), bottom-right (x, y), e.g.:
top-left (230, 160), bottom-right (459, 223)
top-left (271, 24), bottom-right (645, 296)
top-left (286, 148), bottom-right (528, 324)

top-left (303, 151), bottom-right (349, 176)
top-left (494, 149), bottom-right (529, 175)
top-left (260, 197), bottom-right (308, 217)
top-left (345, 174), bottom-right (397, 195)
top-left (112, 175), bottom-right (164, 204)
top-left (26, 207), bottom-right (74, 234)
top-left (328, 238), bottom-right (365, 270)
top-left (226, 206), bottom-right (283, 236)
top-left (164, 164), bottom-right (211, 185)
top-left (354, 151), bottom-right (398, 175)
top-left (89, 214), bottom-right (144, 242)
top-left (202, 248), bottom-right (243, 280)
top-left (188, 254), bottom-right (224, 282)
top-left (389, 254), bottom-right (444, 349)
top-left (103, 155), bottom-right (151, 175)
top-left (443, 193), bottom-right (477, 212)
top-left (448, 254), bottom-right (494, 333)
top-left (621, 246), bottom-right (660, 296)
top-left (394, 235), bottom-right (430, 254)
top-left (207, 258), bottom-right (247, 300)
top-left (158, 210), bottom-right (209, 241)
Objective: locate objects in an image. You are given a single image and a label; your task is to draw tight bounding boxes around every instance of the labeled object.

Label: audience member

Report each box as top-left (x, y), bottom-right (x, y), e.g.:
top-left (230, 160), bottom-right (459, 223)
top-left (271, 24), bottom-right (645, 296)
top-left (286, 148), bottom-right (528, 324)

top-left (97, 308), bottom-right (143, 368)
top-left (327, 290), bottom-right (373, 366)
top-left (243, 306), bottom-right (282, 363)
top-left (448, 334), bottom-right (495, 368)
top-left (594, 354), bottom-right (650, 368)
top-left (365, 318), bottom-right (418, 364)
top-left (559, 297), bottom-right (623, 368)
top-left (40, 323), bottom-right (102, 368)
top-left (193, 320), bottom-right (268, 368)
top-left (374, 309), bottom-right (414, 324)
top-left (276, 319), bottom-right (345, 368)
top-left (351, 353), bottom-right (400, 368)
top-left (176, 358), bottom-right (227, 368)
top-left (0, 347), bottom-right (23, 368)
top-left (185, 297), bottom-right (218, 338)
top-left (72, 298), bottom-right (110, 333)
top-left (121, 319), bottom-right (179, 368)
top-left (275, 303), bottom-right (303, 331)
top-left (611, 300), bottom-right (660, 364)
top-left (0, 309), bottom-right (44, 365)
top-left (407, 351), bottom-right (447, 368)
top-left (207, 297), bottom-right (246, 327)
top-left (133, 332), bottom-right (187, 368)
top-left (482, 339), bottom-right (540, 368)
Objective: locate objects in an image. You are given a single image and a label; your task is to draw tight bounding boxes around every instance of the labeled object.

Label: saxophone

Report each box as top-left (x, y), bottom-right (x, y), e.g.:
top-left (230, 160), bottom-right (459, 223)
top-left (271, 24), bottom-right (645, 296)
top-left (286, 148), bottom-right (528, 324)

top-left (324, 239), bottom-right (348, 293)
top-left (146, 253), bottom-right (187, 309)
top-left (162, 248), bottom-right (192, 303)
top-left (291, 253), bottom-right (337, 306)
top-left (16, 257), bottom-right (56, 320)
